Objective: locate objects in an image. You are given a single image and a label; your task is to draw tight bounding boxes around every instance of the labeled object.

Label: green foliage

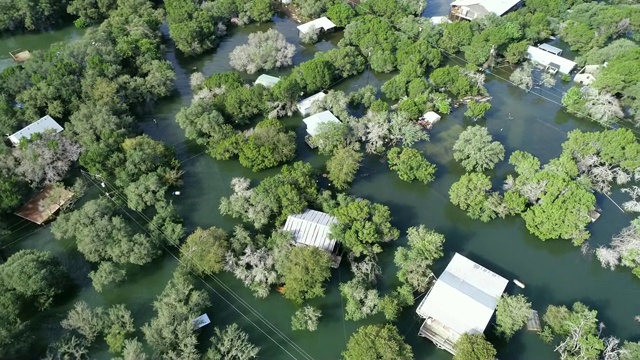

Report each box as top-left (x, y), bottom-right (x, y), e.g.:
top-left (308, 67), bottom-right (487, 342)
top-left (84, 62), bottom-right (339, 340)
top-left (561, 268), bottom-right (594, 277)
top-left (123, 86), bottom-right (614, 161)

top-left (293, 58), bottom-right (335, 94)
top-left (561, 128), bottom-right (640, 172)
top-left (396, 39), bottom-right (443, 72)
top-left (239, 119), bottom-right (296, 172)
top-left (464, 101), bottom-right (492, 120)
top-left (327, 3), bottom-right (356, 27)
top-left (180, 227), bottom-right (229, 275)
top-left (116, 135), bottom-right (180, 188)
top-left (203, 72), bottom-right (244, 90)
top-left (0, 175), bottom-right (24, 214)
top-left (143, 271), bottom-right (210, 358)
top-left (381, 75), bottom-right (408, 100)
top-left (449, 172), bottom-right (496, 222)
top-left (0, 0), bottom-right (69, 32)
top-left (453, 125), bottom-right (504, 172)
top-left (327, 147), bottom-right (363, 190)
top-left (68, 0), bottom-right (116, 26)
top-left (88, 262), bottom-right (127, 293)
top-left (165, 0), bottom-right (219, 55)
top-left (331, 195), bottom-right (400, 256)
top-left (454, 333), bottom-right (497, 360)
top-left (315, 46), bottom-right (366, 78)
top-left (343, 324), bottom-right (413, 360)
top-left (394, 225), bottom-right (444, 292)
top-left (505, 40), bottom-right (530, 64)
top-left (312, 122), bottom-right (355, 155)
top-left (438, 21), bottom-right (473, 54)
top-left (291, 305), bottom-right (322, 331)
top-left (229, 29), bottom-right (296, 74)
top-left (430, 65), bottom-right (482, 99)
top-left (341, 15), bottom-right (400, 72)
top-left (387, 147), bottom-right (436, 184)
top-left (0, 249), bottom-right (67, 310)
top-left (542, 302), bottom-right (605, 360)
top-left (495, 294), bottom-right (532, 339)
top-left (205, 323), bottom-right (259, 360)
top-left (277, 246), bottom-right (332, 304)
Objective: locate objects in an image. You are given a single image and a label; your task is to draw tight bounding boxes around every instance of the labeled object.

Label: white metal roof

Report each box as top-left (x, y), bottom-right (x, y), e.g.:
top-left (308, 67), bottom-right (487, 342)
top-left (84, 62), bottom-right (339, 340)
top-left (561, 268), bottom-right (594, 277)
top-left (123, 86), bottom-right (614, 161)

top-left (192, 313), bottom-right (211, 329)
top-left (451, 0), bottom-right (521, 17)
top-left (430, 16), bottom-right (452, 25)
top-left (8, 115), bottom-right (63, 145)
top-left (526, 46), bottom-right (576, 74)
top-left (254, 74), bottom-right (280, 88)
top-left (283, 209), bottom-right (337, 252)
top-left (297, 92), bottom-right (326, 115)
top-left (302, 110), bottom-right (341, 137)
top-left (538, 43), bottom-right (562, 56)
top-left (297, 17), bottom-right (336, 34)
top-left (423, 111), bottom-right (442, 124)
top-left (416, 253), bottom-right (508, 342)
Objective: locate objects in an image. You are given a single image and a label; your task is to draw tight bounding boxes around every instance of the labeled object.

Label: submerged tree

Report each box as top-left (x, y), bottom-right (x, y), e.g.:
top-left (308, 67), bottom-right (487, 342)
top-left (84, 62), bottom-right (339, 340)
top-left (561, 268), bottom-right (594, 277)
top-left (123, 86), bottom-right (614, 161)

top-left (326, 147), bottom-right (363, 190)
top-left (387, 147), bottom-right (436, 184)
top-left (454, 333), bottom-right (497, 360)
top-left (510, 63), bottom-right (534, 91)
top-left (229, 29), bottom-right (296, 74)
top-left (495, 294), bottom-right (533, 339)
top-left (464, 101), bottom-right (492, 121)
top-left (205, 323), bottom-right (259, 360)
top-left (180, 226), bottom-right (229, 275)
top-left (394, 225), bottom-right (444, 292)
top-left (541, 302), bottom-right (605, 360)
top-left (343, 324), bottom-right (413, 360)
top-left (276, 245), bottom-right (332, 304)
top-left (291, 305), bottom-right (322, 331)
top-left (453, 125), bottom-right (505, 172)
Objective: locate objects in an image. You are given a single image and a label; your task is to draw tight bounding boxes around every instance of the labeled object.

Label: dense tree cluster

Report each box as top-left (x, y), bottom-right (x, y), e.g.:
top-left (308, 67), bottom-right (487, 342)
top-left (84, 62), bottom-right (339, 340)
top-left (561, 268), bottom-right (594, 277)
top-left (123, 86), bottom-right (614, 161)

top-left (0, 0), bottom-right (70, 32)
top-left (453, 126), bottom-right (504, 172)
top-left (394, 225), bottom-right (444, 292)
top-left (387, 147), bottom-right (436, 184)
top-left (540, 302), bottom-right (605, 360)
top-left (495, 294), bottom-right (533, 339)
top-left (343, 324), bottom-right (413, 360)
top-left (229, 29), bottom-right (296, 74)
top-left (454, 333), bottom-right (497, 360)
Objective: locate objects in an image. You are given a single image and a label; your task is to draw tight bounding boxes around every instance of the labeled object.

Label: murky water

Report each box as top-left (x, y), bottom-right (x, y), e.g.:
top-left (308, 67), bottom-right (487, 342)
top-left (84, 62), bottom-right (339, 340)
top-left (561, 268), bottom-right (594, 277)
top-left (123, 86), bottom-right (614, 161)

top-left (2, 6), bottom-right (640, 360)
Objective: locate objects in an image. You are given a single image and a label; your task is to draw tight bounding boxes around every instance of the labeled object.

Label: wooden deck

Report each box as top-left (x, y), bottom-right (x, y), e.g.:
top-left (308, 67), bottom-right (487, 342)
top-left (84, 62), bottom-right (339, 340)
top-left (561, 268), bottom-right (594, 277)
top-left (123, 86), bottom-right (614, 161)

top-left (15, 185), bottom-right (74, 225)
top-left (526, 310), bottom-right (541, 331)
top-left (418, 319), bottom-right (457, 355)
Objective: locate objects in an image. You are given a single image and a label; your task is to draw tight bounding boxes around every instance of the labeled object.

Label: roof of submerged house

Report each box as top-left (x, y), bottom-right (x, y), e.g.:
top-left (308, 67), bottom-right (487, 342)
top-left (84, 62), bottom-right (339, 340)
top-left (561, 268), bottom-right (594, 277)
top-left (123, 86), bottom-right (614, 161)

top-left (302, 110), bottom-right (341, 136)
top-left (297, 92), bottom-right (327, 115)
top-left (283, 209), bottom-right (338, 252)
top-left (15, 185), bottom-right (74, 225)
top-left (8, 115), bottom-right (63, 145)
top-left (254, 74), bottom-right (281, 88)
top-left (451, 0), bottom-right (522, 18)
top-left (297, 17), bottom-right (336, 34)
top-left (526, 46), bottom-right (577, 74)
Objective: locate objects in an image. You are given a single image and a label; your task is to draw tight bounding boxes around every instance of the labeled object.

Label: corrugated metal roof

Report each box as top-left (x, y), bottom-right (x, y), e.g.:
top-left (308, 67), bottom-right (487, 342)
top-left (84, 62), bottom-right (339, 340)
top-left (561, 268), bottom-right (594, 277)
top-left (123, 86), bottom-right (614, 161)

top-left (302, 110), bottom-right (341, 136)
top-left (283, 209), bottom-right (337, 252)
top-left (416, 253), bottom-right (508, 342)
top-left (526, 46), bottom-right (576, 74)
top-left (538, 43), bottom-right (562, 56)
top-left (451, 0), bottom-right (521, 17)
top-left (8, 115), bottom-right (63, 145)
top-left (297, 92), bottom-right (327, 115)
top-left (254, 74), bottom-right (280, 88)
top-left (297, 17), bottom-right (336, 34)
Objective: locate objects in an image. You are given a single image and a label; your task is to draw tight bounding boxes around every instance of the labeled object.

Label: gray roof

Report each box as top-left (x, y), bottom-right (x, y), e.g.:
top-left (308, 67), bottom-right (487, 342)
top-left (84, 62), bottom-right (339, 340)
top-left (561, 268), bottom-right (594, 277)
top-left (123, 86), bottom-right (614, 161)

top-left (538, 43), bottom-right (562, 56)
top-left (8, 115), bottom-right (63, 145)
top-left (451, 0), bottom-right (521, 18)
top-left (283, 209), bottom-right (337, 252)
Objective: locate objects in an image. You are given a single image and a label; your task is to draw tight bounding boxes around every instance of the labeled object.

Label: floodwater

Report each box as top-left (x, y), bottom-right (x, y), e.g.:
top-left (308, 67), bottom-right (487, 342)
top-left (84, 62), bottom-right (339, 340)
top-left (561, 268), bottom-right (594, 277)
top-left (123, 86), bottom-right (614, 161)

top-left (2, 6), bottom-right (640, 360)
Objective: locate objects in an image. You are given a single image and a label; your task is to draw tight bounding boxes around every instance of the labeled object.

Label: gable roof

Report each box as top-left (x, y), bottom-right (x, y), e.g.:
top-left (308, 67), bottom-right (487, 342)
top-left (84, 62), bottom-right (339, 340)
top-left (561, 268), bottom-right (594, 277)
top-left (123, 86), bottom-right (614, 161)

top-left (451, 0), bottom-right (522, 18)
top-left (254, 74), bottom-right (281, 88)
top-left (416, 253), bottom-right (508, 342)
top-left (297, 92), bottom-right (326, 115)
top-left (526, 46), bottom-right (576, 74)
top-left (297, 17), bottom-right (336, 34)
top-left (8, 115), bottom-right (63, 145)
top-left (302, 110), bottom-right (341, 136)
top-left (283, 209), bottom-right (337, 252)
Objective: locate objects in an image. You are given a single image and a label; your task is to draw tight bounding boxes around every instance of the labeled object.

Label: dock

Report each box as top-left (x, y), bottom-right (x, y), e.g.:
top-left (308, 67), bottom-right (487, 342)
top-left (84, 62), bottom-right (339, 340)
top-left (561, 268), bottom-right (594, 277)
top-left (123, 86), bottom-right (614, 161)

top-left (9, 49), bottom-right (32, 63)
top-left (526, 310), bottom-right (541, 331)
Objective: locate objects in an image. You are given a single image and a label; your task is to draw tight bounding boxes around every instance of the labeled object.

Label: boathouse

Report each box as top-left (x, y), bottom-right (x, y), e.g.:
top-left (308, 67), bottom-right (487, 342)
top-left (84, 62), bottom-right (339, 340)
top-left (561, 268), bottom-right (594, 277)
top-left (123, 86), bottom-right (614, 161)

top-left (449, 0), bottom-right (522, 21)
top-left (297, 17), bottom-right (336, 35)
top-left (7, 115), bottom-right (63, 146)
top-left (254, 74), bottom-right (280, 88)
top-left (15, 185), bottom-right (74, 225)
top-left (283, 209), bottom-right (341, 267)
top-left (297, 92), bottom-right (326, 115)
top-left (526, 46), bottom-right (576, 75)
top-left (416, 253), bottom-right (508, 354)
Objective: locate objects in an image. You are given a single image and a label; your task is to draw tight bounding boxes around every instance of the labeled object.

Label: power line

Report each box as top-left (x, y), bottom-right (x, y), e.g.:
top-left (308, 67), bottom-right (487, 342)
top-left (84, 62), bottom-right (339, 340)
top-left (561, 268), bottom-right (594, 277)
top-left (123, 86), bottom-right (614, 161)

top-left (80, 170), bottom-right (314, 360)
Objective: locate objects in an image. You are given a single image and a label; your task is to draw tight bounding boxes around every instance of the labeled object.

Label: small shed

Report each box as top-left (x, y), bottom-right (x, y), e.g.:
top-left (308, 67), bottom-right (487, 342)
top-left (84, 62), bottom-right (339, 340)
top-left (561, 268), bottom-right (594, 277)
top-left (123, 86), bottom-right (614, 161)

top-left (302, 110), bottom-right (341, 137)
top-left (538, 43), bottom-right (563, 56)
top-left (8, 115), bottom-right (64, 146)
top-left (526, 46), bottom-right (576, 74)
top-left (15, 185), bottom-right (74, 225)
top-left (283, 209), bottom-right (337, 253)
top-left (422, 111), bottom-right (442, 124)
top-left (192, 313), bottom-right (211, 330)
top-left (9, 49), bottom-right (31, 63)
top-left (416, 253), bottom-right (508, 354)
top-left (297, 92), bottom-right (326, 116)
top-left (297, 17), bottom-right (336, 34)
top-left (254, 74), bottom-right (281, 88)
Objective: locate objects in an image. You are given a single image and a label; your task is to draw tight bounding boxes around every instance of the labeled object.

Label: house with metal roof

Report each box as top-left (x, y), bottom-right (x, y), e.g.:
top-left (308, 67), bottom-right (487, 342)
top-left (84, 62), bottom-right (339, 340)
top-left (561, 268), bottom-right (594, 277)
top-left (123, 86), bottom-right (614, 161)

top-left (297, 17), bottom-right (336, 34)
top-left (526, 46), bottom-right (576, 74)
top-left (297, 92), bottom-right (327, 115)
top-left (283, 209), bottom-right (337, 252)
top-left (8, 115), bottom-right (63, 146)
top-left (416, 253), bottom-right (508, 354)
top-left (450, 0), bottom-right (522, 21)
top-left (538, 43), bottom-right (563, 56)
top-left (302, 110), bottom-right (341, 137)
top-left (254, 74), bottom-right (281, 88)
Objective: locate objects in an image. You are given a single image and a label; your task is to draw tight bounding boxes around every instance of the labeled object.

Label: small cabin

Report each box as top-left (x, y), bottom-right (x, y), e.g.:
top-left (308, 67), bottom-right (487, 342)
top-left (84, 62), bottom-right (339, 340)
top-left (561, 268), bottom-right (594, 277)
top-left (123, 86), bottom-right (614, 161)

top-left (526, 46), bottom-right (576, 75)
top-left (302, 110), bottom-right (341, 148)
top-left (283, 209), bottom-right (341, 267)
top-left (416, 253), bottom-right (508, 354)
top-left (297, 17), bottom-right (336, 35)
top-left (254, 74), bottom-right (280, 88)
top-left (297, 92), bottom-right (327, 116)
top-left (7, 115), bottom-right (64, 146)
top-left (449, 0), bottom-right (522, 21)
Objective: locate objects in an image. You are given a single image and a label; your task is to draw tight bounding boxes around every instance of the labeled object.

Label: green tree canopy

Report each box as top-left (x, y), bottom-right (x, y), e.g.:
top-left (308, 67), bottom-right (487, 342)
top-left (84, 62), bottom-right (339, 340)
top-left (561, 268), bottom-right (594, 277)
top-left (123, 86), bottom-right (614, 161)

top-left (453, 125), bottom-right (505, 172)
top-left (394, 225), bottom-right (445, 292)
top-left (495, 294), bottom-right (533, 339)
top-left (387, 147), bottom-right (436, 184)
top-left (541, 302), bottom-right (605, 360)
top-left (205, 323), bottom-right (260, 360)
top-left (449, 172), bottom-right (495, 222)
top-left (343, 324), bottom-right (413, 360)
top-left (239, 119), bottom-right (296, 172)
top-left (454, 333), bottom-right (497, 360)
top-left (327, 147), bottom-right (363, 190)
top-left (277, 245), bottom-right (332, 304)
top-left (180, 227), bottom-right (229, 275)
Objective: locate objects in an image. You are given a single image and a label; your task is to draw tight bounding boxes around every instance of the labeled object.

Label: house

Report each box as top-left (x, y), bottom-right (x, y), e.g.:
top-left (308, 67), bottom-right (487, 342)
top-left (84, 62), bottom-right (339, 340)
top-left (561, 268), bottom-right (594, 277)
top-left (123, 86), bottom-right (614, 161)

top-left (449, 0), bottom-right (522, 21)
top-left (254, 74), bottom-right (281, 88)
top-left (283, 209), bottom-right (341, 267)
top-left (7, 115), bottom-right (63, 146)
top-left (15, 185), bottom-right (74, 225)
top-left (297, 92), bottom-right (326, 115)
top-left (574, 64), bottom-right (603, 86)
top-left (526, 46), bottom-right (576, 75)
top-left (303, 110), bottom-right (341, 137)
top-left (297, 17), bottom-right (336, 34)
top-left (416, 253), bottom-right (508, 354)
